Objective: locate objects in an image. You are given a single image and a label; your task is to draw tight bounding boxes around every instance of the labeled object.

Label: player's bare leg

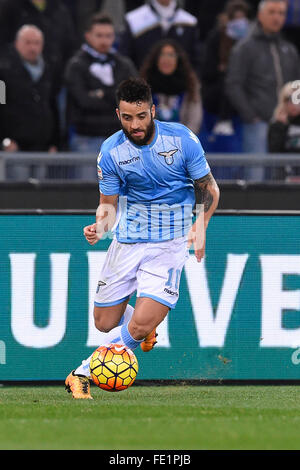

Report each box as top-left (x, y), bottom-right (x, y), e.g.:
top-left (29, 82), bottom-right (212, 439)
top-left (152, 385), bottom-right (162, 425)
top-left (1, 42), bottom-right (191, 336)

top-left (93, 299), bottom-right (129, 332)
top-left (65, 298), bottom-right (167, 398)
top-left (65, 300), bottom-right (130, 399)
top-left (128, 297), bottom-right (169, 351)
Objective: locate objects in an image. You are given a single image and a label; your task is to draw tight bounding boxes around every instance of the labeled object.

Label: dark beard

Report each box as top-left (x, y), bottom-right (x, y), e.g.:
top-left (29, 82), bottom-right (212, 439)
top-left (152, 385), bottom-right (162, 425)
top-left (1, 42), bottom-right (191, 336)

top-left (121, 117), bottom-right (155, 146)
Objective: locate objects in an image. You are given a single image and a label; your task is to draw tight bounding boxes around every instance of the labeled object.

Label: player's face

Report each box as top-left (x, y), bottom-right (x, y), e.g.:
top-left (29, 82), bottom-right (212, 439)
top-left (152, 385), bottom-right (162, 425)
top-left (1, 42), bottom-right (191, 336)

top-left (117, 100), bottom-right (156, 146)
top-left (258, 1), bottom-right (287, 34)
top-left (85, 24), bottom-right (115, 54)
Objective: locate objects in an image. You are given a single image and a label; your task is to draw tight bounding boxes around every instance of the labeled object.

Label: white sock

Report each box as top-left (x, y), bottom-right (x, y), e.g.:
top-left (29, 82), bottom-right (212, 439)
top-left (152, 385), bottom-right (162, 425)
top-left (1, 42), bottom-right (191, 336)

top-left (74, 304), bottom-right (134, 377)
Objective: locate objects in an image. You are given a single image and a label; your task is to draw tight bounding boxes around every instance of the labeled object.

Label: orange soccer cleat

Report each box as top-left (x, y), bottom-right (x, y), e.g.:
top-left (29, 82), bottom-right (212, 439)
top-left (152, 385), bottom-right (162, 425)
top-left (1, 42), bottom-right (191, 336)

top-left (140, 329), bottom-right (158, 352)
top-left (65, 370), bottom-right (93, 399)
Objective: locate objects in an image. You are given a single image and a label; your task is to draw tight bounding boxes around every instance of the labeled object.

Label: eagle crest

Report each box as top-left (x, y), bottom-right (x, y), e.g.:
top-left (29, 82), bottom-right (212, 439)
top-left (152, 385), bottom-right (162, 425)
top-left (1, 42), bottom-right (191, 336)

top-left (158, 148), bottom-right (178, 165)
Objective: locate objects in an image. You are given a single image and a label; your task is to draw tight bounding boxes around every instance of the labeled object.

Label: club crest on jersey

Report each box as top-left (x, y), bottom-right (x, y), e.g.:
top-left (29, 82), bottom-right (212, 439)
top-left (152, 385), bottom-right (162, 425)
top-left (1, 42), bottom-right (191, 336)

top-left (158, 148), bottom-right (178, 165)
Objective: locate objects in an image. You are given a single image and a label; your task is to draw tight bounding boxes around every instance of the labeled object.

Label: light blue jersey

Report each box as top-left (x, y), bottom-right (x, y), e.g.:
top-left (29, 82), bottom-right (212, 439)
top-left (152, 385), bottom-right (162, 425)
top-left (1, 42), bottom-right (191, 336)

top-left (97, 120), bottom-right (210, 243)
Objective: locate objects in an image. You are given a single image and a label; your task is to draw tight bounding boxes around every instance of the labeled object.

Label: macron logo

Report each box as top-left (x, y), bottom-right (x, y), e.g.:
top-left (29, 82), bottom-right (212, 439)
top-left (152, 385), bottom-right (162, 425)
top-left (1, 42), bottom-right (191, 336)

top-left (119, 156), bottom-right (140, 166)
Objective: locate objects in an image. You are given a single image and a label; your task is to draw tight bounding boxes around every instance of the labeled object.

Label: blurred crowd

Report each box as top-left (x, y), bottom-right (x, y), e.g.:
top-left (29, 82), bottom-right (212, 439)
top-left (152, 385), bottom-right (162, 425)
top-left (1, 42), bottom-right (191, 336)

top-left (0, 0), bottom-right (299, 181)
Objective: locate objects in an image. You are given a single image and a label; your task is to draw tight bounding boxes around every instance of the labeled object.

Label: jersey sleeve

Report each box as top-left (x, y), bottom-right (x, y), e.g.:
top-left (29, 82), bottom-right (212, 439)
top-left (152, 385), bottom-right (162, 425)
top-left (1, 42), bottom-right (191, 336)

top-left (97, 148), bottom-right (121, 195)
top-left (182, 129), bottom-right (210, 180)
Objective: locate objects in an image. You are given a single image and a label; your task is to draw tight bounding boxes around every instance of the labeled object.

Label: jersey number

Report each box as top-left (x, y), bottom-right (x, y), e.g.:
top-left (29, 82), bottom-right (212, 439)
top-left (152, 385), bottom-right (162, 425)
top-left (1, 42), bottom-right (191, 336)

top-left (165, 268), bottom-right (181, 290)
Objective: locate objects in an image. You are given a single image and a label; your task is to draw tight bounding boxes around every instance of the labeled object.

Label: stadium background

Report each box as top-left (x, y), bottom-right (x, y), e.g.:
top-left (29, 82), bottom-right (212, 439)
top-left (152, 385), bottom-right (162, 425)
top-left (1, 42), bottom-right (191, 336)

top-left (1, 0), bottom-right (300, 384)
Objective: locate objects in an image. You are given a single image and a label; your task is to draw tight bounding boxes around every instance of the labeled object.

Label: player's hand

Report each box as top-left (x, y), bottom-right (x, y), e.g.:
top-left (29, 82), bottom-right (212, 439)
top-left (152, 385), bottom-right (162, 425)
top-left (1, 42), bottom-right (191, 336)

top-left (83, 223), bottom-right (99, 245)
top-left (187, 222), bottom-right (206, 263)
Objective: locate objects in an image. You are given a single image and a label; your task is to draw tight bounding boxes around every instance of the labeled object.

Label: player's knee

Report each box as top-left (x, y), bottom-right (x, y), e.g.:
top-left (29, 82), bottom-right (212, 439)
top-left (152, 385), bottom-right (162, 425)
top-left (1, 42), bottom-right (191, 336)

top-left (128, 320), bottom-right (149, 341)
top-left (94, 311), bottom-right (112, 333)
top-left (95, 321), bottom-right (111, 333)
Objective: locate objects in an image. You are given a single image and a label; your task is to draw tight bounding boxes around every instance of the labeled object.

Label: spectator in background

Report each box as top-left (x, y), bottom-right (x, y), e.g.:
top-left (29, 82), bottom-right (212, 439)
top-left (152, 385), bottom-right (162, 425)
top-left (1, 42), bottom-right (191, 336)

top-left (73, 0), bottom-right (104, 41)
top-left (0, 0), bottom-right (76, 80)
top-left (119, 0), bottom-right (202, 76)
top-left (184, 0), bottom-right (230, 41)
top-left (269, 81), bottom-right (300, 152)
top-left (68, 1), bottom-right (144, 42)
top-left (184, 0), bottom-right (259, 41)
top-left (0, 25), bottom-right (59, 179)
top-left (65, 13), bottom-right (137, 178)
top-left (268, 81), bottom-right (300, 179)
top-left (226, 0), bottom-right (300, 181)
top-left (282, 0), bottom-right (300, 53)
top-left (202, 0), bottom-right (251, 136)
top-left (140, 39), bottom-right (202, 134)
top-left (0, 25), bottom-right (58, 152)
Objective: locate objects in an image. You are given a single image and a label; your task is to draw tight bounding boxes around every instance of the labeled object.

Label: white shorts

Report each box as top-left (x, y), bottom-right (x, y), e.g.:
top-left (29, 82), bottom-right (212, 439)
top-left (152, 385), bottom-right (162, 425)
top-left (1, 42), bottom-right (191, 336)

top-left (94, 236), bottom-right (189, 310)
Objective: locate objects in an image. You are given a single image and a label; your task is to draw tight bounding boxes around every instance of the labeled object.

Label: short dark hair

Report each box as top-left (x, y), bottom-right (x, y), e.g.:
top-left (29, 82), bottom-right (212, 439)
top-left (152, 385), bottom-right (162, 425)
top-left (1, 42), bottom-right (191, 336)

top-left (85, 13), bottom-right (114, 33)
top-left (116, 77), bottom-right (153, 106)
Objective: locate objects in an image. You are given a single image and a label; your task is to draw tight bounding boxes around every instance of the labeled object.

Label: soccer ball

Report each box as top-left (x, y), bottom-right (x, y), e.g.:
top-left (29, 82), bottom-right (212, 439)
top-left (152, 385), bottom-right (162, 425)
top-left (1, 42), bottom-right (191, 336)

top-left (89, 344), bottom-right (138, 392)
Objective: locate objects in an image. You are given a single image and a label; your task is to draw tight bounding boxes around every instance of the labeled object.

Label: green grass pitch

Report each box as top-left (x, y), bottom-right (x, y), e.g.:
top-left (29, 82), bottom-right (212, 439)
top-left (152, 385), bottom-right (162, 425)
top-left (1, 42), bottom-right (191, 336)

top-left (1, 384), bottom-right (300, 450)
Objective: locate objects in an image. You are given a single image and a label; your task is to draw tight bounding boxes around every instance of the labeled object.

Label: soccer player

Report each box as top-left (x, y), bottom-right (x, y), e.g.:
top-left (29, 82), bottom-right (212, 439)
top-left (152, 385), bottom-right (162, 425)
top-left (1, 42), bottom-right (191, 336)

top-left (65, 77), bottom-right (219, 399)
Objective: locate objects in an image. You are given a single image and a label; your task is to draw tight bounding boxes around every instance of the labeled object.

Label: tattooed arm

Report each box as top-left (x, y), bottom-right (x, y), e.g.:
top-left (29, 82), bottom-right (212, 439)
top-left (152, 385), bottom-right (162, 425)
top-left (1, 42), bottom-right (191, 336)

top-left (188, 172), bottom-right (220, 262)
top-left (194, 172), bottom-right (220, 227)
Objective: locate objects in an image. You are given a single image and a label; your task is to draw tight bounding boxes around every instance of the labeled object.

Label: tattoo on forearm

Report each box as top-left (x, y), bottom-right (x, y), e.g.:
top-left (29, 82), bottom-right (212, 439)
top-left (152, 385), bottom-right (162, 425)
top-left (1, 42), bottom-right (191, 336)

top-left (194, 173), bottom-right (217, 213)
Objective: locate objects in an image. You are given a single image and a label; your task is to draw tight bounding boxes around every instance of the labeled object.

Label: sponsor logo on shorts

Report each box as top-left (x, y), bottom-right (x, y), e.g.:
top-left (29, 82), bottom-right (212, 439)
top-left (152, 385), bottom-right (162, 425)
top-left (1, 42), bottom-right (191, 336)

top-left (164, 287), bottom-right (179, 297)
top-left (96, 280), bottom-right (107, 293)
